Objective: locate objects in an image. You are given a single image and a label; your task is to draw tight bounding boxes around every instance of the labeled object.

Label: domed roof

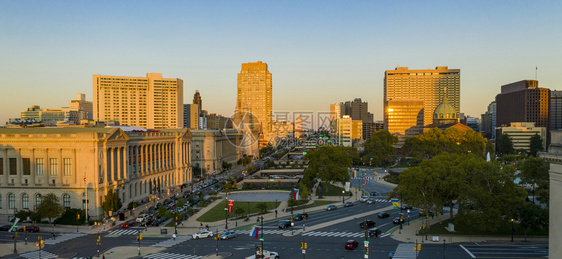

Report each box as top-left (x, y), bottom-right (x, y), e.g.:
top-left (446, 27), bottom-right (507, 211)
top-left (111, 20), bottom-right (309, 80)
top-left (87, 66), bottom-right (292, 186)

top-left (434, 98), bottom-right (457, 120)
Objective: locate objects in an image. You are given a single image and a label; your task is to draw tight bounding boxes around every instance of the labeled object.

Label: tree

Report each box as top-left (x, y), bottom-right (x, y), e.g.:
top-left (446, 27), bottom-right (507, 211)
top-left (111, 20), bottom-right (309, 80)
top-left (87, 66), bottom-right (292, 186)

top-left (192, 164), bottom-right (203, 178)
top-left (497, 133), bottom-right (515, 155)
top-left (362, 130), bottom-right (397, 167)
top-left (256, 202), bottom-right (268, 214)
top-left (158, 206), bottom-right (167, 217)
top-left (515, 203), bottom-right (548, 241)
top-left (222, 161), bottom-right (232, 171)
top-left (304, 146), bottom-right (352, 192)
top-left (36, 193), bottom-right (65, 223)
top-left (519, 157), bottom-right (550, 204)
top-left (102, 189), bottom-right (122, 215)
top-left (176, 199), bottom-right (185, 208)
top-left (529, 133), bottom-right (544, 157)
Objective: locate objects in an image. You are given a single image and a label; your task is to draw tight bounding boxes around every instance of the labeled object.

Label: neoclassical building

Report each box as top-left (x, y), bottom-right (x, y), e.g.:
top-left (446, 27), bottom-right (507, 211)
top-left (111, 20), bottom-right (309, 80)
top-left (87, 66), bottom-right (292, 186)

top-left (191, 129), bottom-right (243, 176)
top-left (540, 130), bottom-right (562, 258)
top-left (0, 126), bottom-right (191, 221)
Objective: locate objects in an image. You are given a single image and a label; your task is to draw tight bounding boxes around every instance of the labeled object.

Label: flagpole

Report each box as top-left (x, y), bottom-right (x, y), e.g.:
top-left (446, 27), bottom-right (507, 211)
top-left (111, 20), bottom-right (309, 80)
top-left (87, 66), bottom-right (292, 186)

top-left (84, 171), bottom-right (88, 227)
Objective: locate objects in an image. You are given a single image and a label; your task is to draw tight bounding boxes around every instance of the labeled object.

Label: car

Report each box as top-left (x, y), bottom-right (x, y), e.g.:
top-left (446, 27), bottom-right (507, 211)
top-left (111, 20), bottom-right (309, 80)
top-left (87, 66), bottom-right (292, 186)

top-left (359, 220), bottom-right (376, 229)
top-left (18, 225), bottom-right (40, 232)
top-left (344, 240), bottom-right (359, 250)
top-left (220, 230), bottom-right (239, 239)
top-left (369, 228), bottom-right (382, 237)
top-left (359, 196), bottom-right (369, 202)
top-left (294, 213), bottom-right (308, 221)
top-left (366, 198), bottom-right (376, 204)
top-left (121, 221), bottom-right (135, 228)
top-left (370, 191), bottom-right (379, 196)
top-left (326, 205), bottom-right (337, 211)
top-left (192, 229), bottom-right (213, 239)
top-left (151, 219), bottom-right (161, 227)
top-left (0, 225), bottom-right (12, 231)
top-left (401, 205), bottom-right (413, 210)
top-left (419, 209), bottom-right (435, 217)
top-left (136, 214), bottom-right (148, 223)
top-left (344, 201), bottom-right (354, 207)
top-left (140, 219), bottom-right (153, 227)
top-left (278, 220), bottom-right (292, 229)
top-left (245, 250), bottom-right (279, 259)
top-left (392, 217), bottom-right (401, 224)
top-left (377, 212), bottom-right (390, 218)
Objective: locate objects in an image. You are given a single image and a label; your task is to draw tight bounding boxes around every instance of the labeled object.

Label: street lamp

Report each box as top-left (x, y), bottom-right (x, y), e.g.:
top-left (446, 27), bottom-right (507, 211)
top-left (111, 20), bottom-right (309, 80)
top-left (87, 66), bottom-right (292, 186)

top-left (225, 196), bottom-right (229, 230)
top-left (511, 218), bottom-right (515, 242)
top-left (342, 190), bottom-right (345, 204)
top-left (13, 208), bottom-right (18, 253)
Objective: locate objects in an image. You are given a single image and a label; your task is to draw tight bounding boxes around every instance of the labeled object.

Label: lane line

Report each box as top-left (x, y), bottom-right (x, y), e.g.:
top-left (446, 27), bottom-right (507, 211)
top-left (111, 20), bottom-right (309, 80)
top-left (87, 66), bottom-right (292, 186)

top-left (460, 244), bottom-right (476, 258)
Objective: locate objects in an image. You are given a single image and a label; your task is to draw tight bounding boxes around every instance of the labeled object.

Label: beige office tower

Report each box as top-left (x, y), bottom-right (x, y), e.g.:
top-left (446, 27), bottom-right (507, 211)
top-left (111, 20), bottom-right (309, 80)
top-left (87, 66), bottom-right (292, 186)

top-left (93, 73), bottom-right (183, 129)
top-left (235, 61), bottom-right (272, 148)
top-left (384, 99), bottom-right (424, 144)
top-left (384, 66), bottom-right (460, 129)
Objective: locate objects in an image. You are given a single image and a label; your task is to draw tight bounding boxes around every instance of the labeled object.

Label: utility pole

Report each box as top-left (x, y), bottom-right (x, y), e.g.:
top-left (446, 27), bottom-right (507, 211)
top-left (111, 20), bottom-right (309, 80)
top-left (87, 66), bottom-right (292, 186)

top-left (363, 219), bottom-right (369, 258)
top-left (136, 230), bottom-right (142, 256)
top-left (97, 235), bottom-right (101, 258)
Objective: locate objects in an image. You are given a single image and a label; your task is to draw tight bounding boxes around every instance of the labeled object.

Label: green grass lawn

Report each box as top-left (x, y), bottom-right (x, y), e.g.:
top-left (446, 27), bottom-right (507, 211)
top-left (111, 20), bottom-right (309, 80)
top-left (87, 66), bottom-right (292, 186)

top-left (424, 218), bottom-right (548, 236)
top-left (317, 183), bottom-right (352, 196)
top-left (292, 199), bottom-right (337, 211)
top-left (197, 201), bottom-right (281, 222)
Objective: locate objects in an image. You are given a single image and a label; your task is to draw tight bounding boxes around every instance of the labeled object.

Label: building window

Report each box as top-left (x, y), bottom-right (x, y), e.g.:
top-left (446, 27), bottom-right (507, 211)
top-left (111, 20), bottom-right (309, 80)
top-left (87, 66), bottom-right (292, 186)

top-left (22, 193), bottom-right (29, 209)
top-left (8, 193), bottom-right (15, 209)
top-left (50, 158), bottom-right (58, 176)
top-left (0, 194), bottom-right (2, 209)
top-left (36, 194), bottom-right (42, 207)
top-left (9, 158), bottom-right (17, 175)
top-left (36, 158), bottom-right (44, 175)
top-left (64, 158), bottom-right (72, 176)
top-left (63, 194), bottom-right (71, 209)
top-left (0, 158), bottom-right (3, 175)
top-left (23, 158), bottom-right (31, 175)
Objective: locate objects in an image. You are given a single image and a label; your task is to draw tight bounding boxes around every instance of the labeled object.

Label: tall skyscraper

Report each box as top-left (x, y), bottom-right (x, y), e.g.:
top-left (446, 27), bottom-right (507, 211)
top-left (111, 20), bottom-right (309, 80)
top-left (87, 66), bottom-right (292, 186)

top-left (235, 61), bottom-right (272, 147)
top-left (495, 80), bottom-right (550, 142)
top-left (93, 73), bottom-right (183, 129)
top-left (341, 98), bottom-right (374, 123)
top-left (384, 66), bottom-right (460, 129)
top-left (183, 104), bottom-right (199, 129)
top-left (384, 99), bottom-right (424, 144)
top-left (193, 90), bottom-right (202, 112)
top-left (551, 90), bottom-right (562, 131)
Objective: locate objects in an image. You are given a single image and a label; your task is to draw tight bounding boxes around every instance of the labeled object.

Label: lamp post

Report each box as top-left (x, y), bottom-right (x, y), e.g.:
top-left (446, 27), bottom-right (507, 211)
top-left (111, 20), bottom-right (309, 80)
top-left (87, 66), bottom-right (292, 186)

top-left (13, 208), bottom-right (18, 253)
top-left (511, 218), bottom-right (514, 242)
top-left (341, 190), bottom-right (345, 204)
top-left (225, 196), bottom-right (229, 230)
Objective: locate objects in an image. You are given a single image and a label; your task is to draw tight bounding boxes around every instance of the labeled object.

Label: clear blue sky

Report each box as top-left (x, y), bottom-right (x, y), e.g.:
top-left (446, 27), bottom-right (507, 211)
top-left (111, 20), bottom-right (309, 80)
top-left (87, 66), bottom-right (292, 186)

top-left (1, 1), bottom-right (561, 125)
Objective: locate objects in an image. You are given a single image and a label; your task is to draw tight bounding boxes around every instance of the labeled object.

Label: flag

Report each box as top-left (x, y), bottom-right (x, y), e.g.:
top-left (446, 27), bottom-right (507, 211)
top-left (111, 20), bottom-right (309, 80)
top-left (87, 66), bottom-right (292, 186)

top-left (365, 176), bottom-right (370, 185)
top-left (353, 171), bottom-right (357, 178)
top-left (250, 226), bottom-right (259, 239)
top-left (391, 199), bottom-right (400, 209)
top-left (293, 189), bottom-right (300, 200)
top-left (228, 200), bottom-right (234, 213)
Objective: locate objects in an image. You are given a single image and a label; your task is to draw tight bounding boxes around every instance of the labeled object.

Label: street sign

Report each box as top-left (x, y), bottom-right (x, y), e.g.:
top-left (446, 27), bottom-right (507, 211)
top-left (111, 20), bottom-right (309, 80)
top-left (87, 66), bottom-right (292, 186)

top-left (345, 182), bottom-right (350, 192)
top-left (302, 249), bottom-right (306, 254)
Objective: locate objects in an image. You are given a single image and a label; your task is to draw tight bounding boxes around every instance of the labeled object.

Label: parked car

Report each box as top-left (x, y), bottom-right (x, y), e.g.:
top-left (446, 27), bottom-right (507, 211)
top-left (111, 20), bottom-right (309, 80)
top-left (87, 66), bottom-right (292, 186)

top-left (359, 196), bottom-right (370, 202)
top-left (369, 228), bottom-right (382, 237)
top-left (121, 221), bottom-right (135, 228)
top-left (192, 229), bottom-right (213, 239)
top-left (0, 225), bottom-right (12, 231)
top-left (326, 205), bottom-right (337, 211)
top-left (294, 213), bottom-right (308, 221)
top-left (18, 225), bottom-right (40, 232)
top-left (401, 205), bottom-right (413, 210)
top-left (344, 201), bottom-right (354, 207)
top-left (366, 198), bottom-right (376, 204)
top-left (392, 217), bottom-right (401, 224)
top-left (377, 212), bottom-right (390, 218)
top-left (245, 250), bottom-right (279, 259)
top-left (359, 220), bottom-right (376, 229)
top-left (344, 240), bottom-right (359, 250)
top-left (419, 209), bottom-right (435, 217)
top-left (370, 191), bottom-right (379, 196)
top-left (220, 230), bottom-right (239, 240)
top-left (278, 220), bottom-right (292, 229)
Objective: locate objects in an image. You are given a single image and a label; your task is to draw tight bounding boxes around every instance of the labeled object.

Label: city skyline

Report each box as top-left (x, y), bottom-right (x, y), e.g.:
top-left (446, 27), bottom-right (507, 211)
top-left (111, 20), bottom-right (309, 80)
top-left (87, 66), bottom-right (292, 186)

top-left (1, 1), bottom-right (561, 126)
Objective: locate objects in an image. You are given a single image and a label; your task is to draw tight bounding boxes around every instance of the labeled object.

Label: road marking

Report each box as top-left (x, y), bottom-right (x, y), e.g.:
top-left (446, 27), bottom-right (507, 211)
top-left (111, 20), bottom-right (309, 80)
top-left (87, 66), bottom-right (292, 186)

top-left (460, 244), bottom-right (476, 258)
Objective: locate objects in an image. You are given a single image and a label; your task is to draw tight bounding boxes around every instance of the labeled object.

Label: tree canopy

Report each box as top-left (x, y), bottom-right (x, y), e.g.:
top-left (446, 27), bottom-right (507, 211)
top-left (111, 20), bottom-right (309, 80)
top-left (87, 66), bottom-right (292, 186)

top-left (303, 145), bottom-right (353, 191)
top-left (36, 193), bottom-right (65, 223)
top-left (102, 189), bottom-right (123, 215)
top-left (529, 133), bottom-right (544, 157)
top-left (362, 130), bottom-right (397, 167)
top-left (402, 128), bottom-right (487, 165)
top-left (497, 133), bottom-right (515, 155)
top-left (389, 153), bottom-right (526, 232)
top-left (518, 157), bottom-right (550, 204)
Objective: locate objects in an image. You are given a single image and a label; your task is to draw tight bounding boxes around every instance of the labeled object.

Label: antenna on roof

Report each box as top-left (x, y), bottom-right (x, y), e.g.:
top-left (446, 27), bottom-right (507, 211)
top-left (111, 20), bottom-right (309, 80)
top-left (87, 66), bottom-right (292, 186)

top-left (535, 66), bottom-right (538, 81)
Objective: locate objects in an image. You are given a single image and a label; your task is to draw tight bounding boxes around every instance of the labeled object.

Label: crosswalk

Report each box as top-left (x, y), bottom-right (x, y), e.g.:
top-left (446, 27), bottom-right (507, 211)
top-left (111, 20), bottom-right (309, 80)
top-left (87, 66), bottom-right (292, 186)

top-left (152, 235), bottom-right (191, 247)
top-left (237, 229), bottom-right (291, 235)
top-left (107, 228), bottom-right (143, 236)
top-left (303, 230), bottom-right (391, 238)
top-left (44, 233), bottom-right (86, 245)
top-left (144, 252), bottom-right (202, 259)
top-left (393, 243), bottom-right (417, 259)
top-left (20, 251), bottom-right (58, 259)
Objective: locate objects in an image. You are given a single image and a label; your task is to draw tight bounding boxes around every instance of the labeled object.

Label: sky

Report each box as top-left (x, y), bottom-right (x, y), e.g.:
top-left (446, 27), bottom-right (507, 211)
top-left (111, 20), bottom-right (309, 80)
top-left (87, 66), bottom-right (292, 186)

top-left (1, 1), bottom-right (561, 125)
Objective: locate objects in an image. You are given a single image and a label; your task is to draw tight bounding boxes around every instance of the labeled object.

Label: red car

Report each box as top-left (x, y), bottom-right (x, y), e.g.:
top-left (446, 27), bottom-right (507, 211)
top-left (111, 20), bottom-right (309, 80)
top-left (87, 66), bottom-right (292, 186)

top-left (345, 240), bottom-right (358, 250)
top-left (18, 225), bottom-right (40, 232)
top-left (121, 221), bottom-right (135, 228)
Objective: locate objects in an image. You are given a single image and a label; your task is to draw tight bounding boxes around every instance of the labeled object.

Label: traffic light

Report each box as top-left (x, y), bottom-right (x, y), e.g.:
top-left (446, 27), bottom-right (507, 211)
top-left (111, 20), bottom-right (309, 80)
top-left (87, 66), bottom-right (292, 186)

top-left (290, 217), bottom-right (293, 222)
top-left (77, 214), bottom-right (80, 219)
top-left (139, 234), bottom-right (142, 240)
top-left (300, 242), bottom-right (303, 249)
top-left (23, 226), bottom-right (26, 232)
top-left (365, 247), bottom-right (369, 254)
top-left (304, 242), bottom-right (307, 249)
top-left (40, 240), bottom-right (44, 246)
top-left (259, 247), bottom-right (263, 254)
top-left (97, 236), bottom-right (101, 242)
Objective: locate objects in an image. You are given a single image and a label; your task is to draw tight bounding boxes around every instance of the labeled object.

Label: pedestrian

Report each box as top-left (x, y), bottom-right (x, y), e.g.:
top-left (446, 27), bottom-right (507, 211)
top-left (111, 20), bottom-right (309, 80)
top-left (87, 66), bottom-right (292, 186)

top-left (389, 251), bottom-right (393, 259)
top-left (173, 233), bottom-right (176, 240)
top-left (200, 222), bottom-right (203, 227)
top-left (275, 209), bottom-right (278, 218)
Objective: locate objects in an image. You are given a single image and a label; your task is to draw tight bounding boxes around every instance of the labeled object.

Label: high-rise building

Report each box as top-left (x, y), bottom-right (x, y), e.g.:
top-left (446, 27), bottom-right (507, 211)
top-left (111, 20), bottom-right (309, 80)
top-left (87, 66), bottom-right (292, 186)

top-left (384, 66), bottom-right (460, 128)
top-left (183, 104), bottom-right (199, 129)
top-left (341, 98), bottom-right (374, 123)
top-left (496, 122), bottom-right (547, 152)
top-left (495, 80), bottom-right (550, 143)
top-left (330, 103), bottom-right (341, 122)
top-left (93, 73), bottom-right (183, 129)
top-left (193, 90), bottom-right (202, 112)
top-left (69, 93), bottom-right (93, 120)
top-left (333, 115), bottom-right (362, 147)
top-left (384, 99), bottom-right (424, 145)
top-left (551, 90), bottom-right (562, 131)
top-left (235, 61), bottom-right (272, 148)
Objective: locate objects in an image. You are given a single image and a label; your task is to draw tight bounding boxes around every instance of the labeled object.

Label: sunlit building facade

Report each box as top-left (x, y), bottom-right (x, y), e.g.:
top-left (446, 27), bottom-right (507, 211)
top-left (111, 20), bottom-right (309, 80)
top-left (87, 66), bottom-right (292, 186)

top-left (384, 99), bottom-right (424, 145)
top-left (93, 73), bottom-right (183, 129)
